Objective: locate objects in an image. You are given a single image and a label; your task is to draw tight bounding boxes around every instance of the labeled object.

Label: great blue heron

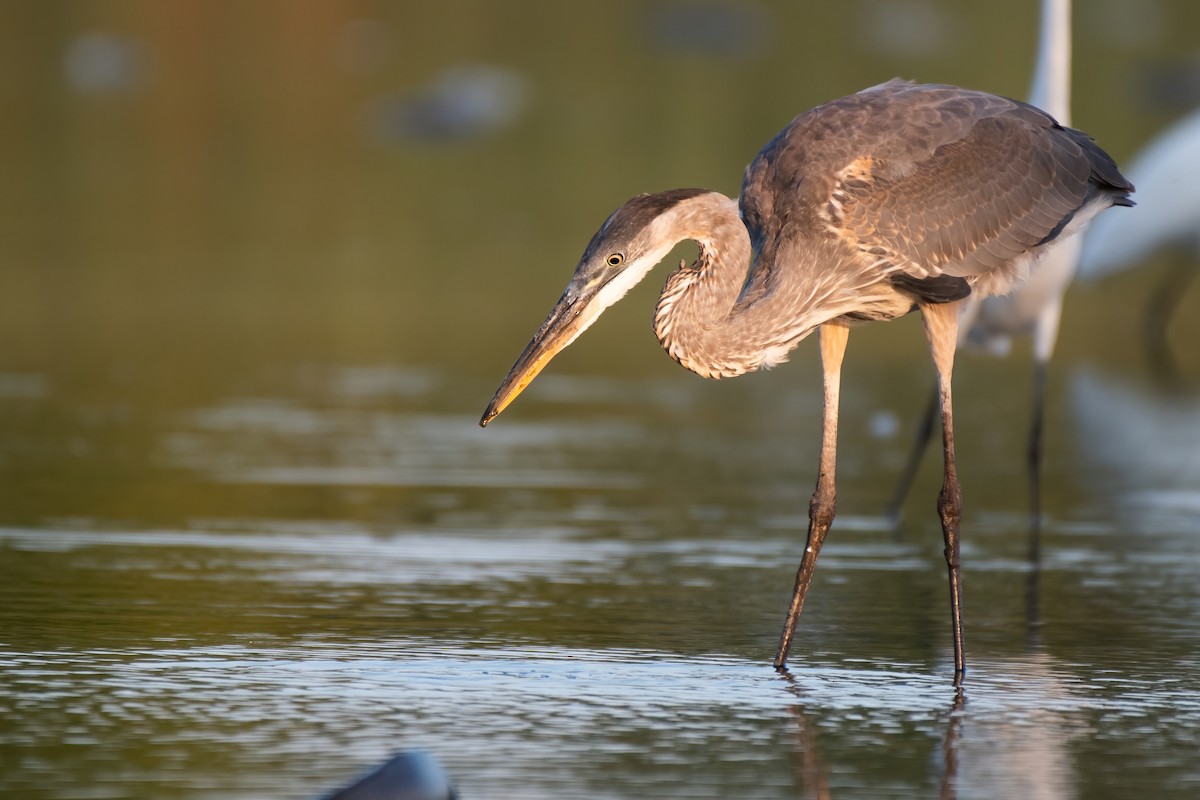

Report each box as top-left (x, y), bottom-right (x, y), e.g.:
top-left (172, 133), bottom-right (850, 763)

top-left (888, 0), bottom-right (1077, 533)
top-left (480, 79), bottom-right (1132, 685)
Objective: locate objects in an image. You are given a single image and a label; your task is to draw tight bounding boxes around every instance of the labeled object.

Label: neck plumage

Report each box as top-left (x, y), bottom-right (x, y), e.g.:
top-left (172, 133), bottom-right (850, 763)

top-left (648, 192), bottom-right (844, 379)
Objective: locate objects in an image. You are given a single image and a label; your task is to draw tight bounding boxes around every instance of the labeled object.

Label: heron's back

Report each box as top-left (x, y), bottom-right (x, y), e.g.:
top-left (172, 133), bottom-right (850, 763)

top-left (739, 80), bottom-right (1132, 303)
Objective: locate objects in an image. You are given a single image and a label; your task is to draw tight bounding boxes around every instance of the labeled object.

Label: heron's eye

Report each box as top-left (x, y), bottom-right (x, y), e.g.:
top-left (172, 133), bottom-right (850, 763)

top-left (606, 253), bottom-right (624, 267)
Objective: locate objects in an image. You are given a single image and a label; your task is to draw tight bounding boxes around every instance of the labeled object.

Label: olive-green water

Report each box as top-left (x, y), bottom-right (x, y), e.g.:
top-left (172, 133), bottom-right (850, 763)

top-left (2, 2), bottom-right (1200, 798)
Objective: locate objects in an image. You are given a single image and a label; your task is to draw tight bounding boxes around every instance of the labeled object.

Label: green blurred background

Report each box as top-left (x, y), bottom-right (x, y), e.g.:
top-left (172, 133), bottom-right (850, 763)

top-left (1, 0), bottom-right (1196, 400)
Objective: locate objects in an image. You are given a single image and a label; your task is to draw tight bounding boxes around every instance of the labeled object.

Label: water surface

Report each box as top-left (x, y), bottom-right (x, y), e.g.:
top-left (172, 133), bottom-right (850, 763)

top-left (3, 2), bottom-right (1200, 798)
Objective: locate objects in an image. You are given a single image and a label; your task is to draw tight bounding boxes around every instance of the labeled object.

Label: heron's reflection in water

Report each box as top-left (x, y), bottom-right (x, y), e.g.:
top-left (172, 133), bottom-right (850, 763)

top-left (782, 652), bottom-right (1084, 796)
top-left (784, 692), bottom-right (831, 800)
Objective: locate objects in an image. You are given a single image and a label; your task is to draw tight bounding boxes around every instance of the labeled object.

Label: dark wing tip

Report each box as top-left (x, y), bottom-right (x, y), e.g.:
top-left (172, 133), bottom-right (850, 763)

top-left (1062, 126), bottom-right (1135, 196)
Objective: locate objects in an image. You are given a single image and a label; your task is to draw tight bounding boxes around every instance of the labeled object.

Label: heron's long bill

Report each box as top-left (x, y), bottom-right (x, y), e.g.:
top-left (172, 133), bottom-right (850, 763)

top-left (480, 289), bottom-right (595, 427)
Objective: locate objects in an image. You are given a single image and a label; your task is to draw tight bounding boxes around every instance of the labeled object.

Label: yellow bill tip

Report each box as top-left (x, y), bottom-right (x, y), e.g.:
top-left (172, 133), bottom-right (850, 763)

top-left (479, 290), bottom-right (584, 429)
top-left (478, 356), bottom-right (550, 428)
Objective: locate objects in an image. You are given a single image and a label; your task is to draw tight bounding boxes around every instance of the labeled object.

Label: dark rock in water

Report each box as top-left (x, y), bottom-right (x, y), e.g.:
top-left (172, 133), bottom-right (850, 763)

top-left (324, 751), bottom-right (457, 800)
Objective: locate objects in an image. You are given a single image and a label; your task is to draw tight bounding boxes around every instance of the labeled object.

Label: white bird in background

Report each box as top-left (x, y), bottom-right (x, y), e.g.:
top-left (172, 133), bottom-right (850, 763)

top-left (889, 0), bottom-right (1084, 534)
top-left (1078, 106), bottom-right (1200, 370)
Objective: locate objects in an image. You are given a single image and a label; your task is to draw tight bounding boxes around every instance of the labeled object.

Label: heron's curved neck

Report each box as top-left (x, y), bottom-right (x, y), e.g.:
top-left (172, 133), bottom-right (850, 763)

top-left (649, 192), bottom-right (834, 378)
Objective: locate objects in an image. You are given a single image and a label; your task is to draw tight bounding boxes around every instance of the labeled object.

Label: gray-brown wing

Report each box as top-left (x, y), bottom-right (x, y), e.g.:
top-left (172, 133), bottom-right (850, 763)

top-left (738, 81), bottom-right (1130, 302)
top-left (834, 103), bottom-right (1109, 280)
top-left (740, 81), bottom-right (1014, 261)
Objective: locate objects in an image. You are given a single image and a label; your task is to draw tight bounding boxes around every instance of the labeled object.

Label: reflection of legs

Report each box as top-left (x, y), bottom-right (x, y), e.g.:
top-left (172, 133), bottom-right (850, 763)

top-left (921, 302), bottom-right (966, 685)
top-left (783, 696), bottom-right (832, 799)
top-left (774, 323), bottom-right (850, 671)
top-left (940, 689), bottom-right (966, 800)
top-left (887, 381), bottom-right (938, 525)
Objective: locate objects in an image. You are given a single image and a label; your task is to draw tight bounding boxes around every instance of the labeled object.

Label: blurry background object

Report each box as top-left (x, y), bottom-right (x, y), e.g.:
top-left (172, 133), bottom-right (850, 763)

top-left (63, 31), bottom-right (148, 94)
top-left (365, 64), bottom-right (529, 143)
top-left (336, 18), bottom-right (393, 77)
top-left (1069, 366), bottom-right (1200, 532)
top-left (855, 0), bottom-right (956, 58)
top-left (640, 0), bottom-right (771, 58)
top-left (1081, 107), bottom-right (1200, 282)
top-left (1078, 106), bottom-right (1200, 378)
top-left (1084, 0), bottom-right (1166, 53)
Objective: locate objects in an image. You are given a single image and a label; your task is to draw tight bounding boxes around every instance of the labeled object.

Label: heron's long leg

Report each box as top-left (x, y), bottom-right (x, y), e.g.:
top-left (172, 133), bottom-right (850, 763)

top-left (921, 301), bottom-right (966, 685)
top-left (774, 322), bottom-right (850, 671)
top-left (888, 299), bottom-right (981, 526)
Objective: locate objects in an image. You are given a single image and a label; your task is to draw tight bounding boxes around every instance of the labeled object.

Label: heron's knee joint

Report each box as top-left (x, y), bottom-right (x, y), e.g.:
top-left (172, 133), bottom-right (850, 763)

top-left (809, 496), bottom-right (836, 527)
top-left (938, 509), bottom-right (962, 530)
top-left (937, 491), bottom-right (962, 524)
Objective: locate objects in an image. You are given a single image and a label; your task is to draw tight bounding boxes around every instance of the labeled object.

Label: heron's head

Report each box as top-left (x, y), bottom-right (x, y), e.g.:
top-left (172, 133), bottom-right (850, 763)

top-left (480, 188), bottom-right (710, 426)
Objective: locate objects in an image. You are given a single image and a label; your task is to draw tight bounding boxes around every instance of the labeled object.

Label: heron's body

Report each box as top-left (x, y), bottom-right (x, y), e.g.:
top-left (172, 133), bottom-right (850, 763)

top-left (481, 78), bottom-right (1132, 684)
